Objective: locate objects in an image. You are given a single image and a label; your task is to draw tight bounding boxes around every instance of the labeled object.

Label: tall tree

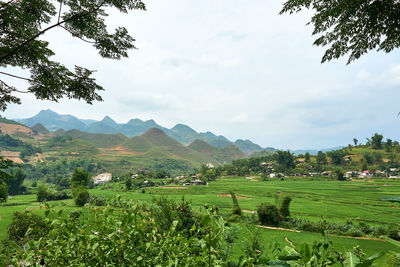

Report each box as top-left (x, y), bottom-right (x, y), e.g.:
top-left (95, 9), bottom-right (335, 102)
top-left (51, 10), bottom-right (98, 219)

top-left (0, 0), bottom-right (146, 111)
top-left (0, 157), bottom-right (13, 202)
top-left (327, 150), bottom-right (345, 165)
top-left (371, 133), bottom-right (383, 149)
top-left (8, 168), bottom-right (26, 195)
top-left (304, 152), bottom-right (311, 163)
top-left (70, 167), bottom-right (89, 188)
top-left (353, 138), bottom-right (358, 146)
top-left (275, 150), bottom-right (295, 170)
top-left (316, 151), bottom-right (327, 165)
top-left (280, 0), bottom-right (400, 64)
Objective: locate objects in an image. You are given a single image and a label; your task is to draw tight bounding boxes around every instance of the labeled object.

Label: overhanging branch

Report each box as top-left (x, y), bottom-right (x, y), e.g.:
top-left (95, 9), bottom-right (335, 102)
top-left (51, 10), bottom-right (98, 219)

top-left (0, 1), bottom-right (106, 64)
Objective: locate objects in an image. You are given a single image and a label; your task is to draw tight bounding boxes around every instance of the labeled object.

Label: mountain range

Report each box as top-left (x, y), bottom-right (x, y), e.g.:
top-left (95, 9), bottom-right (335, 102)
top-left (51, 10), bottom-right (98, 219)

top-left (16, 109), bottom-right (274, 155)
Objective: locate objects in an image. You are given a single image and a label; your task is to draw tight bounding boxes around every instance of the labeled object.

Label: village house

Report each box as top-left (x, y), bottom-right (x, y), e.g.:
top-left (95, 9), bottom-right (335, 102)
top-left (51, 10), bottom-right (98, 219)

top-left (206, 162), bottom-right (215, 168)
top-left (93, 173), bottom-right (112, 185)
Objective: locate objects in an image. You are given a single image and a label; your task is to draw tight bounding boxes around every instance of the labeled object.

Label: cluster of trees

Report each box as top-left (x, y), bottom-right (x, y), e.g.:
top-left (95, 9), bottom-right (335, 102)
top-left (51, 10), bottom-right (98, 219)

top-left (34, 167), bottom-right (91, 205)
top-left (0, 159), bottom-right (28, 202)
top-left (22, 158), bottom-right (103, 183)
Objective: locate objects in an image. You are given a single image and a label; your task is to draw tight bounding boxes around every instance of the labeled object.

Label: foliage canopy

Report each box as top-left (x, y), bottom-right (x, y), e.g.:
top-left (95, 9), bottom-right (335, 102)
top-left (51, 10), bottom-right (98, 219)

top-left (280, 0), bottom-right (400, 64)
top-left (0, 0), bottom-right (146, 111)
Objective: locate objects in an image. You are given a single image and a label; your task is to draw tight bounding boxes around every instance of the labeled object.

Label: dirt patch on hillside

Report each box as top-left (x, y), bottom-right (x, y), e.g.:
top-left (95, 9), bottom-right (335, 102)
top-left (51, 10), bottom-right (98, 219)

top-left (5, 157), bottom-right (24, 164)
top-left (161, 186), bottom-right (188, 189)
top-left (257, 225), bottom-right (301, 233)
top-left (0, 150), bottom-right (23, 163)
top-left (251, 179), bottom-right (259, 182)
top-left (246, 176), bottom-right (258, 179)
top-left (330, 234), bottom-right (386, 241)
top-left (101, 146), bottom-right (143, 155)
top-left (242, 209), bottom-right (256, 214)
top-left (218, 194), bottom-right (252, 199)
top-left (0, 123), bottom-right (33, 135)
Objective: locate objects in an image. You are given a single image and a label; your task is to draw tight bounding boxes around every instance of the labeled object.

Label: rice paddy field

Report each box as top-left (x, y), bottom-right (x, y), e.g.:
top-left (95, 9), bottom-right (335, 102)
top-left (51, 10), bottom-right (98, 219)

top-left (1, 176), bottom-right (400, 263)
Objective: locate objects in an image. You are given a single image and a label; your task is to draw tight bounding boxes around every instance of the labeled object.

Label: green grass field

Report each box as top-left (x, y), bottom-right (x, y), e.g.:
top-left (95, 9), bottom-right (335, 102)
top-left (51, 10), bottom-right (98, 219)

top-left (1, 176), bottom-right (399, 262)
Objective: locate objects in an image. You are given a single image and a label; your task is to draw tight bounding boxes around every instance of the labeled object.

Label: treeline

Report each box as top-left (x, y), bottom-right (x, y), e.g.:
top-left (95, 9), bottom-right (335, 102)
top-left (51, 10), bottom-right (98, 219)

top-left (22, 158), bottom-right (104, 184)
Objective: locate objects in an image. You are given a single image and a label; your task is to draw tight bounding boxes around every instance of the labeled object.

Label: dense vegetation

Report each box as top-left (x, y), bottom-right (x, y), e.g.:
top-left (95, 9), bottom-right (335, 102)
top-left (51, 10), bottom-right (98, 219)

top-left (0, 196), bottom-right (393, 266)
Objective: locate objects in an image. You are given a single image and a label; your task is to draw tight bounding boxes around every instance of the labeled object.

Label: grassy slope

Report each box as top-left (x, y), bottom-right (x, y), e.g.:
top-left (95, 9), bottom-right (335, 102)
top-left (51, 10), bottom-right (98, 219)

top-left (189, 139), bottom-right (246, 164)
top-left (57, 129), bottom-right (128, 148)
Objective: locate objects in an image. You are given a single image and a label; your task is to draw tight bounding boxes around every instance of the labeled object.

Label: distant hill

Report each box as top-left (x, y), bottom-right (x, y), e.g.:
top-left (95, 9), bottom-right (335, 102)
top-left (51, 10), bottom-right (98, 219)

top-left (56, 129), bottom-right (128, 148)
top-left (189, 139), bottom-right (246, 163)
top-left (234, 139), bottom-right (264, 155)
top-left (31, 123), bottom-right (51, 135)
top-left (16, 110), bottom-right (273, 153)
top-left (17, 109), bottom-right (86, 131)
top-left (250, 149), bottom-right (275, 157)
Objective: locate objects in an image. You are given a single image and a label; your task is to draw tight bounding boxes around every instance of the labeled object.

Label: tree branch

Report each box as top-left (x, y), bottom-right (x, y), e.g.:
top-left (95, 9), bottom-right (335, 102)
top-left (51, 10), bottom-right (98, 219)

top-left (0, 1), bottom-right (105, 64)
top-left (0, 80), bottom-right (29, 93)
top-left (0, 71), bottom-right (32, 81)
top-left (57, 1), bottom-right (63, 24)
top-left (59, 25), bottom-right (96, 44)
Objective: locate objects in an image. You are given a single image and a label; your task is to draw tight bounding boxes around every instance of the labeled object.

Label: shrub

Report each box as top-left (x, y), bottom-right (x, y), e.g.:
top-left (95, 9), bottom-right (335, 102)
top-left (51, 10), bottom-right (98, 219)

top-left (7, 211), bottom-right (50, 244)
top-left (257, 203), bottom-right (281, 226)
top-left (345, 227), bottom-right (364, 237)
top-left (279, 196), bottom-right (292, 218)
top-left (151, 196), bottom-right (198, 236)
top-left (386, 253), bottom-right (400, 267)
top-left (371, 225), bottom-right (386, 236)
top-left (230, 191), bottom-right (242, 216)
top-left (73, 187), bottom-right (89, 207)
top-left (37, 186), bottom-right (71, 202)
top-left (37, 185), bottom-right (49, 202)
top-left (388, 225), bottom-right (400, 241)
top-left (90, 196), bottom-right (108, 206)
top-left (69, 211), bottom-right (82, 220)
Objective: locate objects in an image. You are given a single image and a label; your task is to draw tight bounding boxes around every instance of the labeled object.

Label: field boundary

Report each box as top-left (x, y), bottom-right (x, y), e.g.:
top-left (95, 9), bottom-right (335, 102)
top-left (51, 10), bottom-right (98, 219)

top-left (257, 225), bottom-right (301, 233)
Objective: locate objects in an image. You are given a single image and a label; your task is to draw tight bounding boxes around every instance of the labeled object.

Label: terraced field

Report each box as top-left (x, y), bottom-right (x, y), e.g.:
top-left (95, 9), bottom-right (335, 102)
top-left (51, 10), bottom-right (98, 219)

top-left (1, 176), bottom-right (399, 262)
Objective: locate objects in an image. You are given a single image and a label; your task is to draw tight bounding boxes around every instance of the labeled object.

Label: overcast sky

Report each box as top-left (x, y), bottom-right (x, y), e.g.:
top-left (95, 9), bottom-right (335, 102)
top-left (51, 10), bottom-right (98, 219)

top-left (2, 0), bottom-right (400, 149)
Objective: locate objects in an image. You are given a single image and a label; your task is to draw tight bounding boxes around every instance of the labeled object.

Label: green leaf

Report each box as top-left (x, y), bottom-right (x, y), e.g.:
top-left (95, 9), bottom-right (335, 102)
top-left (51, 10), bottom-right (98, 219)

top-left (299, 243), bottom-right (311, 264)
top-left (343, 252), bottom-right (360, 267)
top-left (365, 251), bottom-right (384, 261)
top-left (92, 242), bottom-right (99, 251)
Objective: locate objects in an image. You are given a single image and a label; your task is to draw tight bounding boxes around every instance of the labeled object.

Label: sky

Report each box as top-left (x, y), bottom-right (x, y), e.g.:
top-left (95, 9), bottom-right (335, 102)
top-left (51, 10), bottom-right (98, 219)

top-left (2, 0), bottom-right (400, 150)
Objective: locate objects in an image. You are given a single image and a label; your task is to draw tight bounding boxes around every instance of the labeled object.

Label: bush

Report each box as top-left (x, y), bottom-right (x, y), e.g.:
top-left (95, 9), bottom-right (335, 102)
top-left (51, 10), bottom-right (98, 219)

top-left (257, 203), bottom-right (281, 226)
top-left (74, 187), bottom-right (89, 207)
top-left (37, 185), bottom-right (49, 202)
top-left (90, 196), bottom-right (108, 206)
top-left (69, 211), bottom-right (82, 220)
top-left (7, 211), bottom-right (50, 244)
top-left (230, 191), bottom-right (242, 216)
top-left (388, 225), bottom-right (400, 241)
top-left (37, 186), bottom-right (71, 202)
top-left (386, 253), bottom-right (400, 267)
top-left (279, 196), bottom-right (291, 218)
top-left (150, 196), bottom-right (198, 236)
